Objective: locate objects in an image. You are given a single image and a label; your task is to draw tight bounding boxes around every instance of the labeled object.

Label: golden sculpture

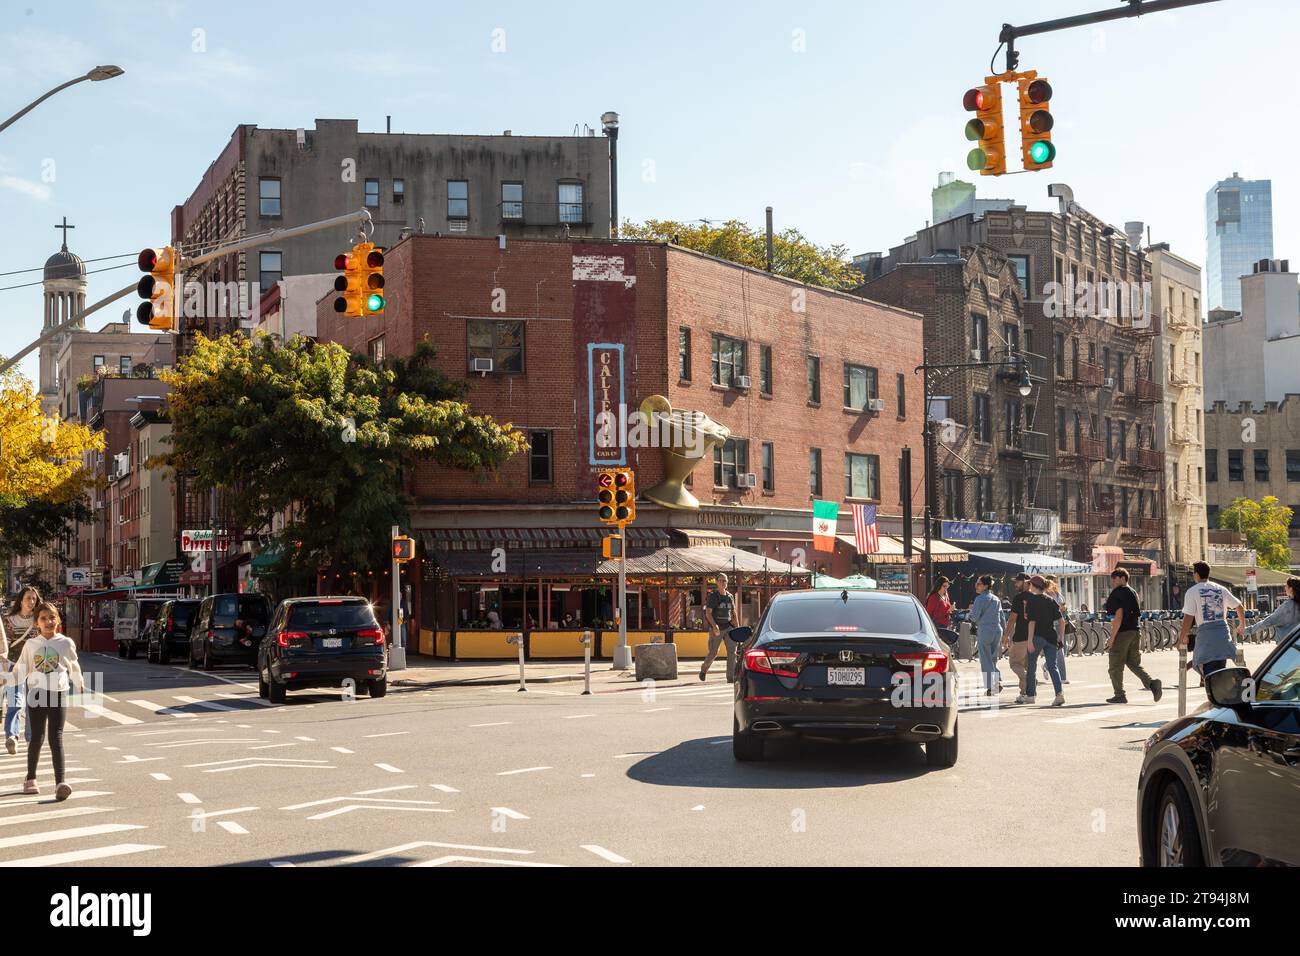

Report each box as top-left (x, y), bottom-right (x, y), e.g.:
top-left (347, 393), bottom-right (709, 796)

top-left (637, 395), bottom-right (730, 511)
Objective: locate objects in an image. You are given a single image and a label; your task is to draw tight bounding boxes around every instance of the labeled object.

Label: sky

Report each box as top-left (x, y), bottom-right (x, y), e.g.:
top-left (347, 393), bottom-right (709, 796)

top-left (1, 0), bottom-right (1295, 384)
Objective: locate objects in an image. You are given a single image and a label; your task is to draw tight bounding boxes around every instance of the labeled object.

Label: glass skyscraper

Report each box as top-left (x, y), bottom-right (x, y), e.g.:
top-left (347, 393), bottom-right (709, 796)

top-left (1205, 173), bottom-right (1273, 313)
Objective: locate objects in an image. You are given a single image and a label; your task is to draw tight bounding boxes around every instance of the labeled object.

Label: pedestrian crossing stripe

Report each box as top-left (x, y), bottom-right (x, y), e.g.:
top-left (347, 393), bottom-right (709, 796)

top-left (0, 843), bottom-right (163, 867)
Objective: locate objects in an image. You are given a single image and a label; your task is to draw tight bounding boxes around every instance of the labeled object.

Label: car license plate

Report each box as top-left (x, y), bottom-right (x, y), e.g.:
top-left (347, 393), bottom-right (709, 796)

top-left (321, 637), bottom-right (342, 648)
top-left (827, 667), bottom-right (865, 686)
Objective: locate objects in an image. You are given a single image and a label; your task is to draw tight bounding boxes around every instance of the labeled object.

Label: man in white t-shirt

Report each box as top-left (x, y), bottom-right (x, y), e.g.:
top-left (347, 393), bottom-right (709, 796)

top-left (1178, 561), bottom-right (1246, 677)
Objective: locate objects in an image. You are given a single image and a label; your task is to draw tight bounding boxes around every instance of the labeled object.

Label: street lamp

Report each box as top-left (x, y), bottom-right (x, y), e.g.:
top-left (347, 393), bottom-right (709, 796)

top-left (0, 64), bottom-right (125, 135)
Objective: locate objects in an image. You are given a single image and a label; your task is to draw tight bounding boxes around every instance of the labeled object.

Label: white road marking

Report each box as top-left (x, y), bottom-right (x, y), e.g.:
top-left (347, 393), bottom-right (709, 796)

top-left (186, 757), bottom-right (330, 768)
top-left (128, 700), bottom-right (192, 718)
top-left (581, 774), bottom-right (595, 778)
top-left (0, 823), bottom-right (145, 850)
top-left (354, 785), bottom-right (415, 796)
top-left (177, 792), bottom-right (202, 804)
top-left (214, 693), bottom-right (274, 707)
top-left (248, 743), bottom-right (296, 751)
top-left (307, 804), bottom-right (452, 821)
top-left (491, 807), bottom-right (529, 820)
top-left (470, 722), bottom-right (511, 728)
top-left (429, 784), bottom-right (459, 793)
top-left (333, 841), bottom-right (533, 866)
top-left (0, 767), bottom-right (88, 781)
top-left (269, 860), bottom-right (295, 867)
top-left (496, 766), bottom-right (551, 776)
top-left (642, 707), bottom-right (672, 713)
top-left (188, 806), bottom-right (259, 820)
top-left (613, 753), bottom-right (656, 759)
top-left (149, 773), bottom-right (171, 781)
top-left (203, 762), bottom-right (336, 773)
top-left (294, 736), bottom-right (315, 742)
top-left (0, 843), bottom-right (163, 867)
top-left (374, 763), bottom-right (404, 774)
top-left (102, 746), bottom-right (120, 751)
top-left (280, 795), bottom-right (441, 811)
top-left (115, 756), bottom-right (165, 764)
top-left (0, 806), bottom-right (115, 827)
top-left (150, 738), bottom-right (260, 749)
top-left (692, 805), bottom-right (705, 811)
top-left (1046, 707), bottom-right (1143, 724)
top-left (173, 695), bottom-right (240, 712)
top-left (262, 729), bottom-right (281, 734)
top-left (331, 747), bottom-right (354, 754)
top-left (0, 790), bottom-right (111, 808)
top-left (217, 821), bottom-right (249, 835)
top-left (561, 714), bottom-right (596, 720)
top-left (364, 731), bottom-right (409, 738)
top-left (581, 844), bottom-right (631, 864)
top-left (80, 703), bottom-right (142, 725)
top-left (413, 854), bottom-right (560, 867)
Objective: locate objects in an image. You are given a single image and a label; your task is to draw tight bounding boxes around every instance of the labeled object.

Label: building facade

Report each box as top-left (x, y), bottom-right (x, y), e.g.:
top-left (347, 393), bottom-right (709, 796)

top-left (1203, 258), bottom-right (1300, 408)
top-left (1206, 173), bottom-right (1273, 313)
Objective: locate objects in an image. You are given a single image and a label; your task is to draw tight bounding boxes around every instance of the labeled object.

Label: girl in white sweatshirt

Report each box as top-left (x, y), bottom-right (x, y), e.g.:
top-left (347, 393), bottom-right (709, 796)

top-left (2, 603), bottom-right (83, 800)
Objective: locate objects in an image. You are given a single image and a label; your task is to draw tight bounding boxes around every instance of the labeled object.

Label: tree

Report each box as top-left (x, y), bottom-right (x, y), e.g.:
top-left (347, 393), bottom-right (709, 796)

top-left (156, 333), bottom-right (528, 582)
top-left (0, 370), bottom-right (103, 566)
top-left (620, 219), bottom-right (861, 291)
top-left (1219, 496), bottom-right (1293, 570)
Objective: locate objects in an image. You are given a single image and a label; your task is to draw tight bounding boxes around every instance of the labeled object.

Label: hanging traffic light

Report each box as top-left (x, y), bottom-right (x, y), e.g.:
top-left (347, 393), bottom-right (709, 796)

top-left (334, 243), bottom-right (384, 316)
top-left (1018, 73), bottom-right (1055, 170)
top-left (963, 81), bottom-right (1005, 177)
top-left (597, 469), bottom-right (617, 524)
top-left (613, 468), bottom-right (635, 524)
top-left (135, 246), bottom-right (177, 331)
top-left (332, 248), bottom-right (361, 317)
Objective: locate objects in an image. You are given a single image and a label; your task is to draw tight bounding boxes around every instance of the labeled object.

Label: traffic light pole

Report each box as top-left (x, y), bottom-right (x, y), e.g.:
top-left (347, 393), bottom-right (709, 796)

top-left (612, 523), bottom-right (631, 670)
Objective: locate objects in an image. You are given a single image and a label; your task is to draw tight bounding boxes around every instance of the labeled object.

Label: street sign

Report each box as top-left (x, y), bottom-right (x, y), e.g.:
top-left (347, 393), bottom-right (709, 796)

top-left (1246, 568), bottom-right (1258, 593)
top-left (66, 567), bottom-right (91, 586)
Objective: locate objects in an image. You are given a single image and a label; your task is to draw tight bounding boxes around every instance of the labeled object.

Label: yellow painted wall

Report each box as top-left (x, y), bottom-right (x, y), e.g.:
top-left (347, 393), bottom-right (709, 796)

top-left (597, 630), bottom-right (668, 658)
top-left (671, 630), bottom-right (720, 658)
top-left (435, 630), bottom-right (452, 658)
top-left (419, 628), bottom-right (434, 656)
top-left (527, 630), bottom-right (592, 659)
top-left (454, 630), bottom-right (517, 660)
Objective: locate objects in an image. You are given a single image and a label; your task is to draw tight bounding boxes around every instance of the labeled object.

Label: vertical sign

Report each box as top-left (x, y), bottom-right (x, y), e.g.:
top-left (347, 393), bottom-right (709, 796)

top-left (587, 344), bottom-right (625, 465)
top-left (572, 245), bottom-right (638, 479)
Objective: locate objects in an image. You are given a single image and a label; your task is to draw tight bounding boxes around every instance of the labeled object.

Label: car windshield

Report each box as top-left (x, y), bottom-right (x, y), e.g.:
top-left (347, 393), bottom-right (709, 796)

top-left (171, 604), bottom-right (198, 626)
top-left (212, 596), bottom-right (270, 627)
top-left (765, 594), bottom-right (923, 636)
top-left (287, 603), bottom-right (377, 630)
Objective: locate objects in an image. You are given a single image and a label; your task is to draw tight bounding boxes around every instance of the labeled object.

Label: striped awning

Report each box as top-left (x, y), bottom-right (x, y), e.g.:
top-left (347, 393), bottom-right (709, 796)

top-left (597, 546), bottom-right (810, 576)
top-left (838, 534), bottom-right (967, 564)
top-left (418, 527), bottom-right (671, 552)
top-left (671, 528), bottom-right (733, 548)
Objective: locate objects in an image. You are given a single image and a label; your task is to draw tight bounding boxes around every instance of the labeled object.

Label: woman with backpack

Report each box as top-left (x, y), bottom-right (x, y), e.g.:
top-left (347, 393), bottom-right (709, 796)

top-left (2, 586), bottom-right (41, 755)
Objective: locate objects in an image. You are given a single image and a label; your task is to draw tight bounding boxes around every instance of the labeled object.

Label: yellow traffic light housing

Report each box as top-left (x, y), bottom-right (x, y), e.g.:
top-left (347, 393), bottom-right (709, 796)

top-left (596, 467), bottom-right (636, 525)
top-left (136, 246), bottom-right (177, 330)
top-left (333, 249), bottom-right (361, 317)
top-left (963, 81), bottom-right (1006, 177)
top-left (1017, 72), bottom-right (1055, 170)
top-left (392, 535), bottom-right (415, 562)
top-left (361, 244), bottom-right (384, 315)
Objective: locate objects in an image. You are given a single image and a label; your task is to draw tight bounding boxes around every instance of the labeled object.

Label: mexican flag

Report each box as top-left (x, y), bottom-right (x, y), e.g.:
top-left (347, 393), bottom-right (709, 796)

top-left (812, 500), bottom-right (839, 552)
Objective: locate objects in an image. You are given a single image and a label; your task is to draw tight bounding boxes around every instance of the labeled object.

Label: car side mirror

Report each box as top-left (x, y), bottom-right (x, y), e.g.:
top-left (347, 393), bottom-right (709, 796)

top-left (1206, 667), bottom-right (1254, 708)
top-left (729, 626), bottom-right (752, 643)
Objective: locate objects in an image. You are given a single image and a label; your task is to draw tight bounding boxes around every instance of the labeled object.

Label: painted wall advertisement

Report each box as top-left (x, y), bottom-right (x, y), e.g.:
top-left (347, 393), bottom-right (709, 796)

top-left (572, 245), bottom-right (638, 477)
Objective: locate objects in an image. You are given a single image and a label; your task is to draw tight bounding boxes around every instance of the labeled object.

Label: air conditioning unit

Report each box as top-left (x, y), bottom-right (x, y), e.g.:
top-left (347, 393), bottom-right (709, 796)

top-left (982, 512), bottom-right (999, 522)
top-left (736, 473), bottom-right (758, 489)
top-left (1103, 377), bottom-right (1116, 389)
top-left (866, 398), bottom-right (886, 412)
top-left (471, 357), bottom-right (494, 374)
top-left (733, 375), bottom-right (752, 390)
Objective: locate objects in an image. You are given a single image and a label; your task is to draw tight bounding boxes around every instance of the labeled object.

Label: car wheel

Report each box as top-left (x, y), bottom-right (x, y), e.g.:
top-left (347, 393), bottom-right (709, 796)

top-left (146, 647), bottom-right (158, 664)
top-left (160, 645), bottom-right (170, 665)
top-left (267, 677), bottom-right (287, 704)
top-left (732, 716), bottom-right (765, 762)
top-left (127, 644), bottom-right (138, 660)
top-left (1155, 781), bottom-right (1203, 867)
top-left (257, 669), bottom-right (269, 700)
top-left (368, 677), bottom-right (387, 699)
top-left (926, 717), bottom-right (959, 768)
top-left (118, 643), bottom-right (128, 658)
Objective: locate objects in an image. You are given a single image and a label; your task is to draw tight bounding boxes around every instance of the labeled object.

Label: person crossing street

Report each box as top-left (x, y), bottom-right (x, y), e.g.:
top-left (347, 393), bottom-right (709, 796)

top-left (1024, 576), bottom-right (1065, 706)
top-left (1103, 568), bottom-right (1161, 705)
top-left (700, 573), bottom-right (737, 682)
top-left (1178, 561), bottom-right (1246, 679)
top-left (969, 575), bottom-right (1005, 696)
top-left (1001, 573), bottom-right (1033, 702)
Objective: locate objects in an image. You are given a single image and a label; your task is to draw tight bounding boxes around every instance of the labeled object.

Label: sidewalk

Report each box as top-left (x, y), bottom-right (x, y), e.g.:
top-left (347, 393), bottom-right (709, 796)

top-left (389, 654), bottom-right (728, 691)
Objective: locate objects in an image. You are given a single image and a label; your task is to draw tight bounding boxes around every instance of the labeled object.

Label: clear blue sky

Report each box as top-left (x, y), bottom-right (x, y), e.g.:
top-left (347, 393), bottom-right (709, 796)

top-left (2, 0), bottom-right (1294, 383)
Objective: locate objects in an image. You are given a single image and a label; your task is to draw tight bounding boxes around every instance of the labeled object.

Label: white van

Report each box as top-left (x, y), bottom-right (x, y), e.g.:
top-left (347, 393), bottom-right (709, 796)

top-left (114, 598), bottom-right (169, 659)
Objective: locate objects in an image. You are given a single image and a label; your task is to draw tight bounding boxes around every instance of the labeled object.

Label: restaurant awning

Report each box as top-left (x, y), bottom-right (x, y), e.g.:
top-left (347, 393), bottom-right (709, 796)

top-left (1092, 545), bottom-right (1159, 577)
top-left (839, 534), bottom-right (967, 564)
top-left (430, 548), bottom-right (609, 577)
top-left (139, 558), bottom-right (186, 587)
top-left (1210, 566), bottom-right (1293, 589)
top-left (966, 551), bottom-right (1093, 575)
top-left (672, 528), bottom-right (733, 548)
top-left (597, 546), bottom-right (811, 576)
top-left (419, 527), bottom-right (671, 552)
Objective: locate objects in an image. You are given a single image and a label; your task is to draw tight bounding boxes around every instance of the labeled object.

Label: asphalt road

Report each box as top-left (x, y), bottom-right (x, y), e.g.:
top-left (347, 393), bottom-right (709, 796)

top-left (0, 642), bottom-right (1273, 867)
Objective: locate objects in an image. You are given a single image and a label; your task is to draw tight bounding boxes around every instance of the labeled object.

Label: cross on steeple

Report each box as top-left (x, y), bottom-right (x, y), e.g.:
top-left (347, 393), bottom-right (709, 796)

top-left (54, 216), bottom-right (75, 250)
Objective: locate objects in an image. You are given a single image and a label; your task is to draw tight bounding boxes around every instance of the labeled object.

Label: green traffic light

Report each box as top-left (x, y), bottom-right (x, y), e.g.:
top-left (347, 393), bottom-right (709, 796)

top-left (366, 293), bottom-right (385, 312)
top-left (966, 147), bottom-right (987, 171)
top-left (964, 119), bottom-right (984, 142)
top-left (1029, 140), bottom-right (1055, 164)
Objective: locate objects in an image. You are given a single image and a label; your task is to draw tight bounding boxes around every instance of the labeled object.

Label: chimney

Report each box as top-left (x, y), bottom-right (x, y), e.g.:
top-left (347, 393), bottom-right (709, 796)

top-left (1124, 221), bottom-right (1144, 251)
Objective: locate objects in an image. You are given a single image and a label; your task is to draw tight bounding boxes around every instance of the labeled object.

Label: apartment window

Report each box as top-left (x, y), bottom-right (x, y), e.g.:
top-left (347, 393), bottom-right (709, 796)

top-left (845, 453), bottom-right (880, 500)
top-left (1255, 450), bottom-right (1270, 481)
top-left (1116, 354), bottom-right (1126, 391)
top-left (1104, 418), bottom-right (1113, 459)
top-left (258, 251), bottom-right (282, 293)
top-left (1121, 487), bottom-right (1131, 526)
top-left (761, 442), bottom-right (774, 491)
top-left (711, 334), bottom-right (747, 387)
top-left (1287, 451), bottom-right (1300, 482)
top-left (258, 177), bottom-right (281, 217)
top-left (1008, 254), bottom-right (1029, 294)
top-left (943, 470), bottom-right (965, 519)
top-left (760, 345), bottom-right (773, 395)
top-left (558, 182), bottom-right (584, 223)
top-left (93, 355), bottom-right (104, 369)
top-left (528, 430), bottom-right (553, 484)
top-left (678, 327), bottom-right (691, 380)
top-left (447, 180), bottom-right (469, 219)
top-left (1227, 449), bottom-right (1243, 482)
top-left (1007, 478), bottom-right (1024, 515)
top-left (119, 355), bottom-right (131, 375)
top-left (1118, 420), bottom-right (1127, 461)
top-left (843, 364), bottom-right (877, 410)
top-left (1054, 333), bottom-right (1065, 375)
top-left (1003, 323), bottom-right (1021, 354)
top-left (896, 374), bottom-right (906, 418)
top-left (1004, 399), bottom-right (1021, 446)
top-left (392, 179), bottom-right (405, 205)
top-left (501, 182), bottom-right (523, 220)
top-left (973, 393), bottom-right (991, 442)
top-left (1057, 406), bottom-right (1067, 451)
top-left (809, 448), bottom-right (822, 497)
top-left (368, 335), bottom-right (386, 365)
top-left (1206, 449), bottom-right (1218, 483)
top-left (467, 319), bottom-right (524, 373)
top-left (1102, 347), bottom-right (1111, 379)
top-left (970, 313), bottom-right (989, 358)
top-left (714, 438), bottom-right (749, 489)
top-left (1058, 479), bottom-right (1070, 522)
top-left (1088, 341), bottom-right (1096, 365)
top-left (1207, 505), bottom-right (1220, 529)
top-left (974, 476), bottom-right (993, 517)
top-left (807, 356), bottom-right (821, 404)
top-left (364, 178), bottom-right (380, 209)
top-left (1054, 257), bottom-right (1063, 287)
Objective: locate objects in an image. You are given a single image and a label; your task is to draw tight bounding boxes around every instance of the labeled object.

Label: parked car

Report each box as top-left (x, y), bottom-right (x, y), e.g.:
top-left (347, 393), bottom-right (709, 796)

top-left (114, 598), bottom-right (170, 659)
top-left (189, 593), bottom-right (272, 670)
top-left (258, 596), bottom-right (388, 703)
top-left (1137, 624), bottom-right (1300, 866)
top-left (146, 599), bottom-right (202, 665)
top-left (731, 588), bottom-right (958, 766)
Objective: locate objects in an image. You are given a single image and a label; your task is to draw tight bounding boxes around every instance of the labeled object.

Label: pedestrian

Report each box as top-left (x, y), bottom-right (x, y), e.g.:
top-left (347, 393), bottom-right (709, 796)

top-left (2, 586), bottom-right (41, 754)
top-left (1178, 561), bottom-right (1246, 679)
top-left (0, 602), bottom-right (84, 799)
top-left (1103, 568), bottom-right (1162, 704)
top-left (486, 605), bottom-right (503, 629)
top-left (1001, 573), bottom-right (1033, 702)
top-left (700, 573), bottom-right (737, 682)
top-left (1041, 575), bottom-right (1071, 685)
top-left (1022, 575), bottom-right (1065, 706)
top-left (969, 575), bottom-right (1006, 696)
top-left (1244, 577), bottom-right (1300, 644)
top-left (925, 577), bottom-right (953, 630)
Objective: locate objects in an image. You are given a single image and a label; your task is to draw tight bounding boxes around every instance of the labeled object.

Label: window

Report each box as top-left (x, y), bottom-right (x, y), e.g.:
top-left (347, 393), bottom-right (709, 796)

top-left (711, 334), bottom-right (747, 387)
top-left (1003, 323), bottom-right (1021, 354)
top-left (1116, 354), bottom-right (1126, 391)
top-left (1104, 418), bottom-right (1113, 458)
top-left (974, 476), bottom-right (993, 517)
top-left (1287, 451), bottom-right (1300, 482)
top-left (368, 335), bottom-right (385, 365)
top-left (1058, 479), bottom-right (1070, 522)
top-left (501, 182), bottom-right (523, 220)
top-left (119, 355), bottom-right (131, 375)
top-left (1118, 420), bottom-right (1128, 461)
top-left (1007, 477), bottom-right (1024, 515)
top-left (1207, 504), bottom-right (1220, 529)
top-left (1102, 347), bottom-right (1111, 379)
top-left (392, 179), bottom-right (404, 205)
top-left (1004, 399), bottom-right (1021, 446)
top-left (809, 448), bottom-right (822, 497)
top-left (1008, 255), bottom-right (1029, 294)
top-left (1054, 332), bottom-right (1065, 375)
top-left (761, 442), bottom-right (774, 491)
top-left (258, 251), bottom-right (282, 293)
top-left (93, 355), bottom-right (104, 369)
top-left (467, 319), bottom-right (524, 373)
top-left (843, 364), bottom-right (877, 410)
top-left (970, 313), bottom-right (989, 358)
top-left (258, 177), bottom-right (281, 217)
top-left (845, 453), bottom-right (880, 500)
top-left (943, 470), bottom-right (965, 519)
top-left (528, 430), bottom-right (553, 484)
top-left (364, 178), bottom-right (380, 208)
top-left (1057, 406), bottom-right (1067, 450)
top-left (558, 182), bottom-right (584, 223)
top-left (1227, 449), bottom-right (1243, 482)
top-left (714, 438), bottom-right (749, 489)
top-left (807, 356), bottom-right (821, 404)
top-left (1255, 643), bottom-right (1300, 704)
top-left (447, 180), bottom-right (469, 219)
top-left (896, 373), bottom-right (906, 418)
top-left (1255, 449), bottom-right (1270, 481)
top-left (973, 393), bottom-right (991, 442)
top-left (1121, 487), bottom-right (1131, 526)
top-left (1206, 448), bottom-right (1218, 482)
top-left (760, 345), bottom-right (773, 394)
top-left (678, 327), bottom-right (691, 380)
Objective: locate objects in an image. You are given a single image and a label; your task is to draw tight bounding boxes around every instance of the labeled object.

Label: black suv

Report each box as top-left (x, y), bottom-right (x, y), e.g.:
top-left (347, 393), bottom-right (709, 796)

top-left (190, 593), bottom-right (272, 669)
top-left (258, 597), bottom-right (388, 703)
top-left (147, 599), bottom-right (201, 664)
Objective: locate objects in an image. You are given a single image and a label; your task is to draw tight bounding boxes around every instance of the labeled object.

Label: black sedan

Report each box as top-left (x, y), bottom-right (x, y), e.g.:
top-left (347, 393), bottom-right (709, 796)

top-left (731, 588), bottom-right (958, 766)
top-left (1138, 626), bottom-right (1300, 866)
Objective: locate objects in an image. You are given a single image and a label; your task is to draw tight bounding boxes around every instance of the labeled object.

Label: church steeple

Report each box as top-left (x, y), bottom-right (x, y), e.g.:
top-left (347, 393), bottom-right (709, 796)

top-left (40, 217), bottom-right (88, 414)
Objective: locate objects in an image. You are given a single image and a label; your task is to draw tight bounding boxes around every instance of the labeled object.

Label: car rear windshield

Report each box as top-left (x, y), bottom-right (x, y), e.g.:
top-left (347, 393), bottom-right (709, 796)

top-left (170, 604), bottom-right (198, 626)
top-left (212, 596), bottom-right (270, 627)
top-left (287, 603), bottom-right (377, 630)
top-left (765, 596), bottom-right (923, 636)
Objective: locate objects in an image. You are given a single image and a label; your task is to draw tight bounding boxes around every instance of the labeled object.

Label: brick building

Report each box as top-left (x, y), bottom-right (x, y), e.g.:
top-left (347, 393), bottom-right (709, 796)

top-left (316, 235), bottom-right (925, 629)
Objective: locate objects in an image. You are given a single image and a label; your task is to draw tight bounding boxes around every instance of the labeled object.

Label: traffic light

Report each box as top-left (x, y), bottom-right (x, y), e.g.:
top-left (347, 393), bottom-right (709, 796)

top-left (392, 535), bottom-right (414, 562)
top-left (596, 467), bottom-right (636, 525)
top-left (597, 469), bottom-right (617, 524)
top-left (333, 243), bottom-right (385, 316)
top-left (360, 244), bottom-right (384, 315)
top-left (136, 246), bottom-right (177, 330)
top-left (1018, 73), bottom-right (1054, 170)
top-left (332, 248), bottom-right (361, 316)
top-left (963, 82), bottom-right (1005, 177)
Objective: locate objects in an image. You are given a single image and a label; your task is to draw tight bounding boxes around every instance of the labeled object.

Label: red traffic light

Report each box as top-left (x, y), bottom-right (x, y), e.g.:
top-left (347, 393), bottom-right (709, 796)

top-left (138, 248), bottom-right (157, 272)
top-left (963, 88), bottom-right (985, 111)
top-left (613, 471), bottom-right (630, 487)
top-left (1026, 79), bottom-right (1052, 104)
top-left (367, 249), bottom-right (384, 268)
top-left (334, 253), bottom-right (349, 270)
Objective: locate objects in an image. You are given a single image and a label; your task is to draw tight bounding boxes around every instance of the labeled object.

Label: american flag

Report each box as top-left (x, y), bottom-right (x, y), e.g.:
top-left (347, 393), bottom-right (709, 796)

top-left (851, 503), bottom-right (879, 554)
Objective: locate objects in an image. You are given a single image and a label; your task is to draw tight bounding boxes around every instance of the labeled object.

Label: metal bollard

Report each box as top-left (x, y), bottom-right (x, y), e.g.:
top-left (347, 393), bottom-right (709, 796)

top-left (506, 633), bottom-right (525, 692)
top-left (580, 630), bottom-right (593, 696)
top-left (1177, 645), bottom-right (1187, 717)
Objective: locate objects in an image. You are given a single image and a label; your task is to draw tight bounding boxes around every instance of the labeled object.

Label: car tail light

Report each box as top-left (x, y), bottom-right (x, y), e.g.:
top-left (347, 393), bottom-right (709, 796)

top-left (206, 630), bottom-right (214, 641)
top-left (744, 648), bottom-right (800, 677)
top-left (166, 615), bottom-right (174, 631)
top-left (895, 651), bottom-right (949, 674)
top-left (357, 628), bottom-right (384, 645)
top-left (277, 630), bottom-right (308, 647)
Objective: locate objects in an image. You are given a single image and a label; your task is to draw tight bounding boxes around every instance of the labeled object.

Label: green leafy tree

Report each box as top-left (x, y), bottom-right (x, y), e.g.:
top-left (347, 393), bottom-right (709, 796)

top-left (621, 219), bottom-right (860, 290)
top-left (156, 333), bottom-right (528, 585)
top-left (1219, 495), bottom-right (1294, 570)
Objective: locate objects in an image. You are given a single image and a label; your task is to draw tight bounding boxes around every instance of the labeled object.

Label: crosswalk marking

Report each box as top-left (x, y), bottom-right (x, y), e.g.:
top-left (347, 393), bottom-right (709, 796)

top-left (214, 693), bottom-right (275, 708)
top-left (79, 703), bottom-right (142, 725)
top-left (581, 844), bottom-right (631, 864)
top-left (0, 823), bottom-right (145, 850)
top-left (217, 821), bottom-right (249, 835)
top-left (0, 806), bottom-right (115, 827)
top-left (129, 700), bottom-right (193, 718)
top-left (0, 789), bottom-right (111, 809)
top-left (0, 843), bottom-right (163, 867)
top-left (173, 695), bottom-right (241, 713)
